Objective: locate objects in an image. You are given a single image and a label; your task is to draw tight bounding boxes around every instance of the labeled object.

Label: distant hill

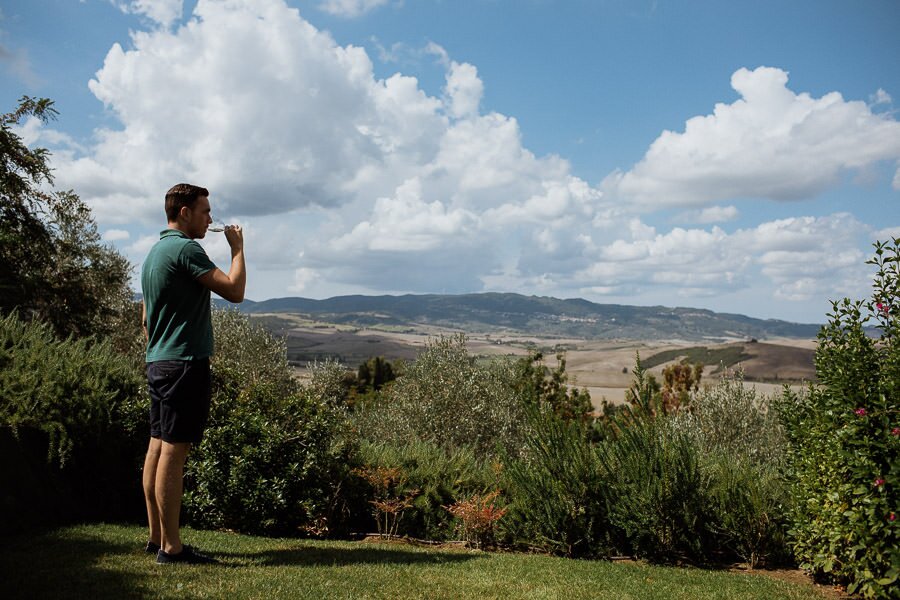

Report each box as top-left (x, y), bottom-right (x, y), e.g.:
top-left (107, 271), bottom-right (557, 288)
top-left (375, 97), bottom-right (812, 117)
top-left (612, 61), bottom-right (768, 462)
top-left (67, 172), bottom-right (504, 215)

top-left (222, 292), bottom-right (824, 342)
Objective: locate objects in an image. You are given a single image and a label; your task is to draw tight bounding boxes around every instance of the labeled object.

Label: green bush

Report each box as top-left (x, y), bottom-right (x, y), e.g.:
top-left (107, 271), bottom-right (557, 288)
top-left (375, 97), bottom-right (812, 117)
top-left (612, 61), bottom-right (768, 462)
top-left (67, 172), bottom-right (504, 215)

top-left (678, 371), bottom-right (789, 467)
top-left (503, 406), bottom-right (610, 558)
top-left (672, 372), bottom-right (792, 567)
top-left (354, 334), bottom-right (528, 457)
top-left (183, 309), bottom-right (358, 537)
top-left (597, 413), bottom-right (715, 562)
top-left (356, 439), bottom-right (498, 540)
top-left (0, 312), bottom-right (144, 466)
top-left (706, 455), bottom-right (791, 567)
top-left (0, 312), bottom-right (146, 532)
top-left (779, 239), bottom-right (900, 599)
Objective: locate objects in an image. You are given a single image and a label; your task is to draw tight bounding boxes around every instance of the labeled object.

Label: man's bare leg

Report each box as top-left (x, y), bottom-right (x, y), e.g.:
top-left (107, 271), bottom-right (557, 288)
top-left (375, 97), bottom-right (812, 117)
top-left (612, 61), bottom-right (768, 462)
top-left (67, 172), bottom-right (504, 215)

top-left (142, 437), bottom-right (163, 546)
top-left (156, 441), bottom-right (191, 555)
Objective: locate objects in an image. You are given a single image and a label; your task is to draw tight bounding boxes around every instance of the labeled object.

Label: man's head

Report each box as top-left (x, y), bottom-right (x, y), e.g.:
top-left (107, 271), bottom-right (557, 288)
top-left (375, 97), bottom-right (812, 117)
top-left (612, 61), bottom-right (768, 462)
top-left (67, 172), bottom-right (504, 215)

top-left (165, 183), bottom-right (211, 239)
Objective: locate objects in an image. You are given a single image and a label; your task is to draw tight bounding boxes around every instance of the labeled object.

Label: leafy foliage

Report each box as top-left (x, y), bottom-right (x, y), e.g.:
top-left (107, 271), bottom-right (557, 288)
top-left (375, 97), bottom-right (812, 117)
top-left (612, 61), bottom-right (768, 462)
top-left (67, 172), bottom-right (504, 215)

top-left (512, 351), bottom-right (593, 424)
top-left (706, 455), bottom-right (790, 568)
top-left (0, 312), bottom-right (144, 467)
top-left (354, 334), bottom-right (529, 456)
top-left (0, 97), bottom-right (136, 344)
top-left (659, 361), bottom-right (703, 412)
top-left (672, 371), bottom-right (792, 567)
top-left (184, 309), bottom-right (358, 536)
top-left (503, 406), bottom-right (610, 558)
top-left (356, 439), bottom-right (498, 541)
top-left (780, 238), bottom-right (900, 599)
top-left (678, 370), bottom-right (789, 467)
top-left (597, 413), bottom-right (716, 562)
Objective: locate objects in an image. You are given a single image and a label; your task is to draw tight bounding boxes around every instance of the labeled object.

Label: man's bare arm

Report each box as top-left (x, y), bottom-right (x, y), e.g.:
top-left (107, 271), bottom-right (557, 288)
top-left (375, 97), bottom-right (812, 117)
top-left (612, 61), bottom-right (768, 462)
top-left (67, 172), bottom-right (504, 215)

top-left (142, 300), bottom-right (148, 342)
top-left (197, 225), bottom-right (246, 303)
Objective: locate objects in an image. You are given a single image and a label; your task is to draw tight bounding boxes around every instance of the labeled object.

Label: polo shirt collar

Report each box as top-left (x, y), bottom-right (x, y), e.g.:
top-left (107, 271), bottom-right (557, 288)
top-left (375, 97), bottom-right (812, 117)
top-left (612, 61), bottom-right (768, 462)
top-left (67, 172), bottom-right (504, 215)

top-left (160, 229), bottom-right (189, 240)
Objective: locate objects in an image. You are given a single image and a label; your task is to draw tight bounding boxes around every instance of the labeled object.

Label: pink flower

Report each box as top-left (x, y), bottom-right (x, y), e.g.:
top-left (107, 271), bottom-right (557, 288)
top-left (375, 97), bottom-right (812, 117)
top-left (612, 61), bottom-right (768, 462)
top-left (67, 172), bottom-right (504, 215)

top-left (893, 427), bottom-right (900, 436)
top-left (874, 478), bottom-right (886, 487)
top-left (889, 513), bottom-right (897, 522)
top-left (876, 301), bottom-right (890, 316)
top-left (855, 408), bottom-right (867, 416)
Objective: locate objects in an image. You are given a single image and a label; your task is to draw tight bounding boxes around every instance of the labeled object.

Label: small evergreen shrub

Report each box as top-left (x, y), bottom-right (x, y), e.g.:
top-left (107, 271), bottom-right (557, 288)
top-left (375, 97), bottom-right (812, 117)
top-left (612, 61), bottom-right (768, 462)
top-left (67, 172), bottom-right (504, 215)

top-left (503, 406), bottom-right (610, 558)
top-left (597, 414), bottom-right (715, 562)
top-left (0, 312), bottom-right (144, 466)
top-left (669, 372), bottom-right (792, 567)
top-left (0, 312), bottom-right (146, 532)
top-left (706, 455), bottom-right (790, 568)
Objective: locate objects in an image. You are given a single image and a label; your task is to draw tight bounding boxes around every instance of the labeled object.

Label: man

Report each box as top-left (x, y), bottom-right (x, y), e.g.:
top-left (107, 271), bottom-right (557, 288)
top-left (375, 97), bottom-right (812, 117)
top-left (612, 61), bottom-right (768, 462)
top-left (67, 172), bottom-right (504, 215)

top-left (140, 183), bottom-right (245, 564)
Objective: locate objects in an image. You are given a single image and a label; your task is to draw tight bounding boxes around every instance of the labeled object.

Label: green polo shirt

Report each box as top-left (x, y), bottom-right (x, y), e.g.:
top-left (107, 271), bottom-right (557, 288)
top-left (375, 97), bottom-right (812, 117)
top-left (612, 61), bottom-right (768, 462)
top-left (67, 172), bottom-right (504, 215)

top-left (141, 229), bottom-right (217, 362)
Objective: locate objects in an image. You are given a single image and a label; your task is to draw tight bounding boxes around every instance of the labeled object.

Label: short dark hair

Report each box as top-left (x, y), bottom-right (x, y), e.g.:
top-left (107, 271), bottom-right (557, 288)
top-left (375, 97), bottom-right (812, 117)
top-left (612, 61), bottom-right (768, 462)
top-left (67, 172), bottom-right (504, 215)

top-left (165, 183), bottom-right (209, 221)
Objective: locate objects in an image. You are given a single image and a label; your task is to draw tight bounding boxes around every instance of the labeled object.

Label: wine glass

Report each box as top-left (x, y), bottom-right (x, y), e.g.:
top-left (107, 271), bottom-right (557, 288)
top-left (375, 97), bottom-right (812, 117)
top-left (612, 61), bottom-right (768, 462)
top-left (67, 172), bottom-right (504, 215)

top-left (208, 219), bottom-right (228, 233)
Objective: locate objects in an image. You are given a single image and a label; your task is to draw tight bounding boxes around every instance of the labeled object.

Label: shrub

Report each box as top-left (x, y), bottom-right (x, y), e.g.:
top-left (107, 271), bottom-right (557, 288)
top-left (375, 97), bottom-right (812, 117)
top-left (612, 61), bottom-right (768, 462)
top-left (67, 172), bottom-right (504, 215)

top-left (511, 351), bottom-right (593, 425)
top-left (0, 312), bottom-right (144, 467)
top-left (354, 334), bottom-right (528, 456)
top-left (0, 312), bottom-right (146, 532)
top-left (445, 489), bottom-right (507, 549)
top-left (779, 238), bottom-right (900, 599)
top-left (706, 455), bottom-right (790, 568)
top-left (353, 464), bottom-right (418, 539)
top-left (503, 406), bottom-right (610, 558)
top-left (597, 413), bottom-right (715, 562)
top-left (672, 371), bottom-right (792, 567)
top-left (356, 439), bottom-right (497, 541)
top-left (678, 370), bottom-right (789, 467)
top-left (183, 310), bottom-right (358, 537)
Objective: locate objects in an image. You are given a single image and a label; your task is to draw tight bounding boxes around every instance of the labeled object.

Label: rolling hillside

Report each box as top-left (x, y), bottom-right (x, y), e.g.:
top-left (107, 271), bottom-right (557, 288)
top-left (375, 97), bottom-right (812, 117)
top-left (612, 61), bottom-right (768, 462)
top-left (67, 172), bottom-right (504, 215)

top-left (230, 292), bottom-right (823, 342)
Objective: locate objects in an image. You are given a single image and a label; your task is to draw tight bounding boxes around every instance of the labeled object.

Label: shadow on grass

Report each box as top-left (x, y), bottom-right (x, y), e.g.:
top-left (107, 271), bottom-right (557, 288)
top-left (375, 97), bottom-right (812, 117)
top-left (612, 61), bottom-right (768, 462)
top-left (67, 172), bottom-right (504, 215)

top-left (0, 528), bottom-right (150, 600)
top-left (223, 543), bottom-right (483, 568)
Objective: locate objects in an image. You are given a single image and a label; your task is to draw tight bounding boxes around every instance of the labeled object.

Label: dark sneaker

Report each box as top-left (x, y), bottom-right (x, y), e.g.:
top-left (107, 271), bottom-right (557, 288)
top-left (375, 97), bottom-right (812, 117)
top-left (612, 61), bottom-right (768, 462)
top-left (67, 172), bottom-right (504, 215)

top-left (145, 541), bottom-right (161, 554)
top-left (156, 545), bottom-right (218, 565)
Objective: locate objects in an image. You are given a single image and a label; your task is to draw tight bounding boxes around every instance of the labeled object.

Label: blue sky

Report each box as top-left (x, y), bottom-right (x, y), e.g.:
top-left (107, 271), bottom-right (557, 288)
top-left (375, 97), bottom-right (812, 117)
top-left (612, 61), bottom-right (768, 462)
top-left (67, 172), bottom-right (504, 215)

top-left (2, 0), bottom-right (899, 323)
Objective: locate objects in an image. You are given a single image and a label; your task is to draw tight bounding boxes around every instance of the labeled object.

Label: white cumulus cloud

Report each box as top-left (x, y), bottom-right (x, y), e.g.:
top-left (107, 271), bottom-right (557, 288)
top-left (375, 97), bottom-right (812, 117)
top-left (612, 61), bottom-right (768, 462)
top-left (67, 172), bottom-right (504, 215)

top-left (102, 228), bottom-right (131, 241)
top-left (606, 66), bottom-right (900, 208)
top-left (318, 0), bottom-right (389, 18)
top-left (110, 0), bottom-right (183, 28)
top-left (677, 205), bottom-right (740, 224)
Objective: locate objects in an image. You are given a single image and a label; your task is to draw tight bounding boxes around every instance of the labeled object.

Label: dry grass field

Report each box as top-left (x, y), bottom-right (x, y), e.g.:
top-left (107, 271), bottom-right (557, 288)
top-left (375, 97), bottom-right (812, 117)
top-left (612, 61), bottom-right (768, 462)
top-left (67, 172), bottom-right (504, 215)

top-left (255, 313), bottom-right (817, 408)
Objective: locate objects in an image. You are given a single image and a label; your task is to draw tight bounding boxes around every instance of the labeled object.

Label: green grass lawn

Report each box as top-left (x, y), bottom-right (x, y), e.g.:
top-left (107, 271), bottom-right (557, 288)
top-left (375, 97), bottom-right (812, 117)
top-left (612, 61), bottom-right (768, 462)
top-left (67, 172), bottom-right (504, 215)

top-left (0, 523), bottom-right (833, 600)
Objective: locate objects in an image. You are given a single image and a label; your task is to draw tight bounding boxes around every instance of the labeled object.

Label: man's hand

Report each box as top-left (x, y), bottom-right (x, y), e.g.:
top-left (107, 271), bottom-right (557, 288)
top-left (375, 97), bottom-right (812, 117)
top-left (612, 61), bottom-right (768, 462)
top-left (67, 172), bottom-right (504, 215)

top-left (198, 224), bottom-right (246, 303)
top-left (224, 225), bottom-right (243, 252)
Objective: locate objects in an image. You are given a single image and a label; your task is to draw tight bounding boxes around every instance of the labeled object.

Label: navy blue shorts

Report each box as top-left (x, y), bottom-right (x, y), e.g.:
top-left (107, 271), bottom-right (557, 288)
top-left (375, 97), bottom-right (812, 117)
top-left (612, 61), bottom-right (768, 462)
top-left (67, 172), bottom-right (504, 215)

top-left (147, 358), bottom-right (211, 444)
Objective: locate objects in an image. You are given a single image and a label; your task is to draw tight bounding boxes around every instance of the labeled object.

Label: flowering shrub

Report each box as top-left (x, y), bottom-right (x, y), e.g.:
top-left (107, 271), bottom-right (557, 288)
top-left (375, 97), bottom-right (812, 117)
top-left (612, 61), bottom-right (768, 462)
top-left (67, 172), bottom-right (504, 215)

top-left (780, 238), bottom-right (900, 599)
